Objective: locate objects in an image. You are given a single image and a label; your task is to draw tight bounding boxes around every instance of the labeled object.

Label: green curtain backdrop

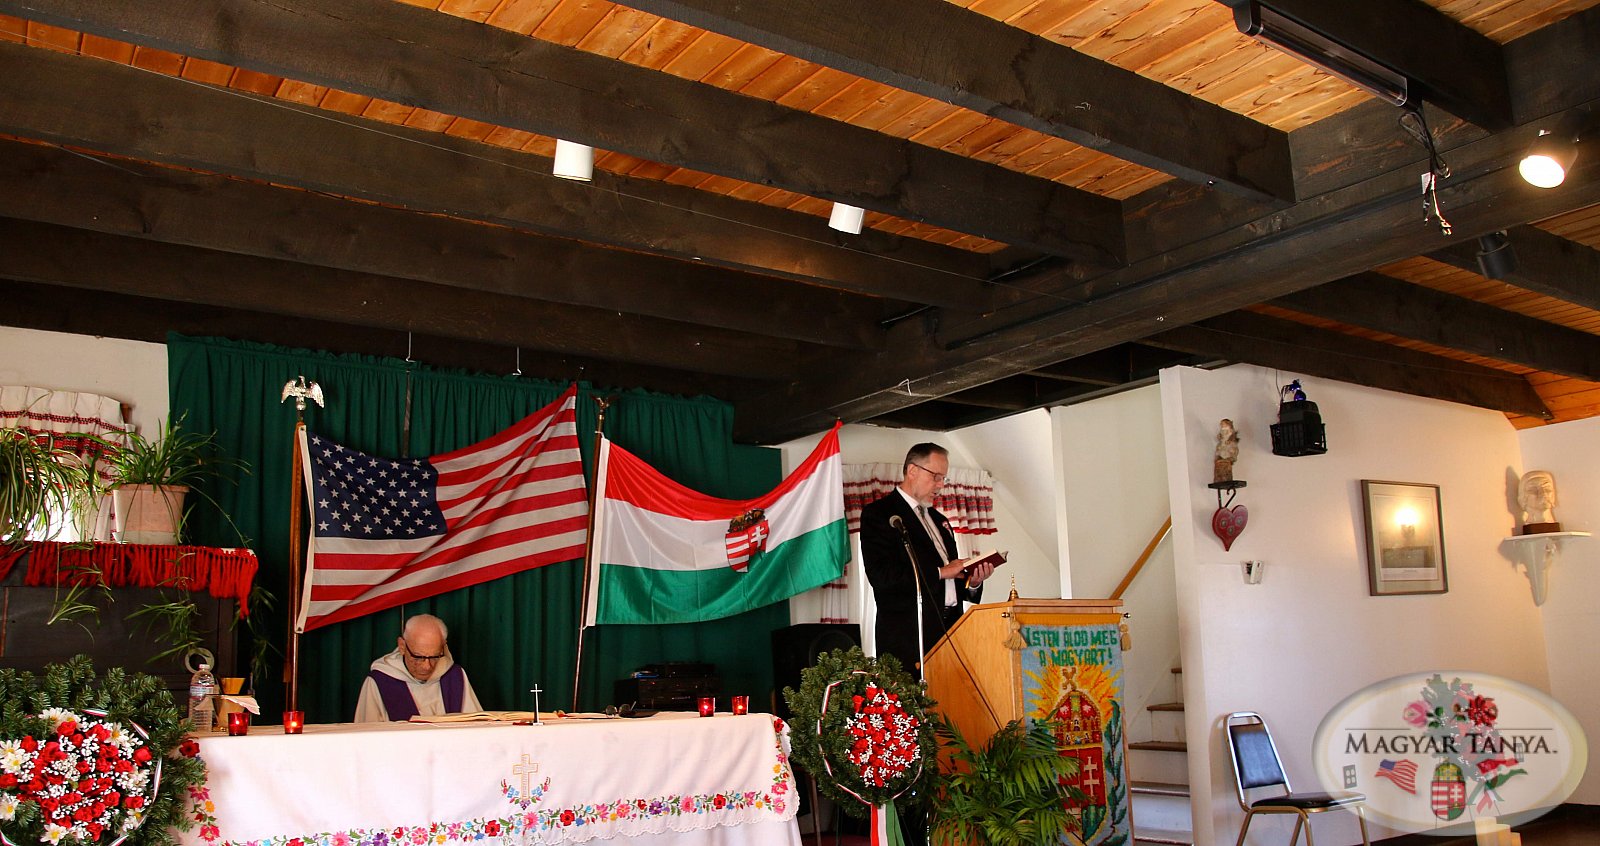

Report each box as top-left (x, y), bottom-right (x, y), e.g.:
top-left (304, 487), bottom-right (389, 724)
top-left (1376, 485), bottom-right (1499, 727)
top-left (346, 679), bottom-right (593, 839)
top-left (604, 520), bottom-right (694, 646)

top-left (168, 334), bottom-right (785, 723)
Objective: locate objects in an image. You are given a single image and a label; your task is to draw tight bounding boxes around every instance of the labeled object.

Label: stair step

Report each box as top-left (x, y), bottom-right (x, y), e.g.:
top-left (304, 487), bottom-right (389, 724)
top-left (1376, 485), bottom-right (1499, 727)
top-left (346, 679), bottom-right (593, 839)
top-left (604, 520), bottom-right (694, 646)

top-left (1147, 701), bottom-right (1185, 712)
top-left (1129, 740), bottom-right (1188, 753)
top-left (1131, 780), bottom-right (1190, 797)
top-left (1133, 828), bottom-right (1194, 845)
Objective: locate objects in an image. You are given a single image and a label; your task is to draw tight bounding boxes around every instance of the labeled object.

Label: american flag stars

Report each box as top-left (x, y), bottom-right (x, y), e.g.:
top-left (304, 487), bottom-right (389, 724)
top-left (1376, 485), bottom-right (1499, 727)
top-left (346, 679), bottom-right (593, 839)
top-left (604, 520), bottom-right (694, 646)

top-left (307, 434), bottom-right (446, 540)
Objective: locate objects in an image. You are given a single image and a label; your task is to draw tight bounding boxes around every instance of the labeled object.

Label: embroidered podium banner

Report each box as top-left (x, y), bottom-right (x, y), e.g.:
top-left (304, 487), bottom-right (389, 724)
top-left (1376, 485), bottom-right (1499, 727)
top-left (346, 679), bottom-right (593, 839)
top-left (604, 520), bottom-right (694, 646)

top-left (177, 713), bottom-right (799, 846)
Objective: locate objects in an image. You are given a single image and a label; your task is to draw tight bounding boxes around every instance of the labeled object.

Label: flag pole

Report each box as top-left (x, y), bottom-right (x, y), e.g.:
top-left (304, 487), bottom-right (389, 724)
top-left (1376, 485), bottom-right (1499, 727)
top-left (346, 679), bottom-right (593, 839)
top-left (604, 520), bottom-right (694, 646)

top-left (280, 377), bottom-right (323, 714)
top-left (572, 394), bottom-right (612, 712)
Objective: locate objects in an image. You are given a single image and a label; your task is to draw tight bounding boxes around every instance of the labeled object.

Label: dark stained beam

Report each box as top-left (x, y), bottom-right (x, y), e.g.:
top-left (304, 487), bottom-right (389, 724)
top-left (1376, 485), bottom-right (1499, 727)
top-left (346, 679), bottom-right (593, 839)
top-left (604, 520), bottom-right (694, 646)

top-left (1, 0), bottom-right (1126, 264)
top-left (0, 279), bottom-right (752, 400)
top-left (618, 0), bottom-right (1294, 203)
top-left (940, 378), bottom-right (1043, 411)
top-left (0, 218), bottom-right (815, 380)
top-left (734, 91), bottom-right (1600, 441)
top-left (0, 139), bottom-right (885, 350)
top-left (1270, 272), bottom-right (1600, 381)
top-left (1143, 311), bottom-right (1551, 418)
top-left (862, 402), bottom-right (975, 433)
top-left (1428, 225), bottom-right (1600, 312)
top-left (0, 43), bottom-right (991, 311)
top-left (1504, 3), bottom-right (1600, 124)
top-left (1222, 0), bottom-right (1511, 130)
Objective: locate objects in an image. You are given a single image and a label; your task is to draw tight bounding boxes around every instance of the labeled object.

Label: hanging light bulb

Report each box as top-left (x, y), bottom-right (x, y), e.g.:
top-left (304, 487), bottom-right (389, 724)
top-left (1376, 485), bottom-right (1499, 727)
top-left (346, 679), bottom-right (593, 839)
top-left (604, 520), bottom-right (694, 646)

top-left (1519, 128), bottom-right (1578, 189)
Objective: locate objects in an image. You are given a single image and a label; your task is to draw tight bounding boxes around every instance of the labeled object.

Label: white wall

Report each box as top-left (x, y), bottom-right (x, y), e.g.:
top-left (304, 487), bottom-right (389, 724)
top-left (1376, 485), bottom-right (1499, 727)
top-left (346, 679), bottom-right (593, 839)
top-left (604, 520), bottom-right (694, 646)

top-left (1162, 364), bottom-right (1556, 845)
top-left (1053, 386), bottom-right (1178, 743)
top-left (1518, 417), bottom-right (1600, 804)
top-left (0, 327), bottom-right (169, 435)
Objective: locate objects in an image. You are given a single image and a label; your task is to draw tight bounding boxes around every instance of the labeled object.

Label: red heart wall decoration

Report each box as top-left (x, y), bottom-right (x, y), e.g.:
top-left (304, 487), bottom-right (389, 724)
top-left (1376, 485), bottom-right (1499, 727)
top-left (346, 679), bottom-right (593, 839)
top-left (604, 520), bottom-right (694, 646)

top-left (1212, 504), bottom-right (1248, 551)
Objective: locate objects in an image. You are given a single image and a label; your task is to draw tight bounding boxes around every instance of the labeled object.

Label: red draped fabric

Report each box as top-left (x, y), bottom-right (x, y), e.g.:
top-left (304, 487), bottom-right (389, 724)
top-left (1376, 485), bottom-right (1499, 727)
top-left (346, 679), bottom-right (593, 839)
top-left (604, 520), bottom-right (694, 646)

top-left (0, 542), bottom-right (258, 616)
top-left (842, 463), bottom-right (997, 535)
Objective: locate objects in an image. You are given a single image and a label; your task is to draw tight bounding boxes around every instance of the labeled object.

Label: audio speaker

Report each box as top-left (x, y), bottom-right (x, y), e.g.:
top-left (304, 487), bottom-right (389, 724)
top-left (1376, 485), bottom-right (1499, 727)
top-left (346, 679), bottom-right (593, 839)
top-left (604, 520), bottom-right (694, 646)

top-left (770, 623), bottom-right (861, 718)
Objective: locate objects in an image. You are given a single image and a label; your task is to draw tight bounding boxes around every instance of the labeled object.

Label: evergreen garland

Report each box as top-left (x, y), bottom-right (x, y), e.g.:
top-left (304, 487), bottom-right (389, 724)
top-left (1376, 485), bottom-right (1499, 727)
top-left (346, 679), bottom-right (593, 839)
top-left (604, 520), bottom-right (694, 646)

top-left (782, 647), bottom-right (937, 818)
top-left (0, 655), bottom-right (207, 846)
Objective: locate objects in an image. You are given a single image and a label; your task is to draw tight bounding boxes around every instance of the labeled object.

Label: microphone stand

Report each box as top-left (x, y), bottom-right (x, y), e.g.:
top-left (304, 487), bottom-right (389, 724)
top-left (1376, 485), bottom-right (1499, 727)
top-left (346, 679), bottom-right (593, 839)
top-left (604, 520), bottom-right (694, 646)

top-left (891, 514), bottom-right (935, 680)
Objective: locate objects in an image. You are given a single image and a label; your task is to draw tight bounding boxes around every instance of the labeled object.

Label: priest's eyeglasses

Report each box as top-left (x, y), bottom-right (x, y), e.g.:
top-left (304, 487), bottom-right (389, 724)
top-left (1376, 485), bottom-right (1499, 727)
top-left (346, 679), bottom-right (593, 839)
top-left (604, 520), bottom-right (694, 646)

top-left (402, 640), bottom-right (447, 663)
top-left (909, 463), bottom-right (947, 483)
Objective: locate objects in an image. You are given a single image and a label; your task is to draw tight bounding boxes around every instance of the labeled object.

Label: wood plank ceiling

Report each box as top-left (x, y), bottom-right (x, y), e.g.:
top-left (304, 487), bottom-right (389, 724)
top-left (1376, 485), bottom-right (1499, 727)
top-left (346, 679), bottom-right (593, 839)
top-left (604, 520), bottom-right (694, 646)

top-left (0, 0), bottom-right (1596, 442)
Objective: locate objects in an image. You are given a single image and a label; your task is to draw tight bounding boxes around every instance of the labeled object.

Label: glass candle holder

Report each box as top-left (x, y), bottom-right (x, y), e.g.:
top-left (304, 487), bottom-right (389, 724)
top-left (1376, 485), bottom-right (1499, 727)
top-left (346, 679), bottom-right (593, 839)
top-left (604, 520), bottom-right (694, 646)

top-left (731, 695), bottom-right (749, 715)
top-left (227, 712), bottom-right (250, 736)
top-left (282, 710), bottom-right (305, 734)
top-left (697, 696), bottom-right (715, 717)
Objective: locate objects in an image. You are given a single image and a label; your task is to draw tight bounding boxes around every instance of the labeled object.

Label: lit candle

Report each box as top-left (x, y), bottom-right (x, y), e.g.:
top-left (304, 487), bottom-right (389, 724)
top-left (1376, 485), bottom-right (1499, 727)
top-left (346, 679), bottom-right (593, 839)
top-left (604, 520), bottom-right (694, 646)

top-left (697, 696), bottom-right (715, 717)
top-left (731, 695), bottom-right (749, 715)
top-left (283, 710), bottom-right (305, 734)
top-left (227, 712), bottom-right (250, 736)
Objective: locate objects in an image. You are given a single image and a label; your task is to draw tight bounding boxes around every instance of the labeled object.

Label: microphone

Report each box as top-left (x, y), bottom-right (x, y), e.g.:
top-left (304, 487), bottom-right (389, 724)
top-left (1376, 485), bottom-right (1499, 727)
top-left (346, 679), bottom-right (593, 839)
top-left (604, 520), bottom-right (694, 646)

top-left (889, 515), bottom-right (908, 537)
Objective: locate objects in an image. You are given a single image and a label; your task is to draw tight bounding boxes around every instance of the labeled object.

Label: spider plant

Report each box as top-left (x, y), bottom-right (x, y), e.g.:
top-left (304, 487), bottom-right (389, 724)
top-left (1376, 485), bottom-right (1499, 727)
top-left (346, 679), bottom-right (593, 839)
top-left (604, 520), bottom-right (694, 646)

top-left (107, 416), bottom-right (248, 544)
top-left (0, 424), bottom-right (89, 545)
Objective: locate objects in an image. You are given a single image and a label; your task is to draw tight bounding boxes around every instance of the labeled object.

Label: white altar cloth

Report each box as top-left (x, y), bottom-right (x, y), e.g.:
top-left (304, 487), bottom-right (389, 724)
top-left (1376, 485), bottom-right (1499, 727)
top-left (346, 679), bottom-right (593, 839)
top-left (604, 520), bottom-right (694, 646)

top-left (178, 713), bottom-right (799, 846)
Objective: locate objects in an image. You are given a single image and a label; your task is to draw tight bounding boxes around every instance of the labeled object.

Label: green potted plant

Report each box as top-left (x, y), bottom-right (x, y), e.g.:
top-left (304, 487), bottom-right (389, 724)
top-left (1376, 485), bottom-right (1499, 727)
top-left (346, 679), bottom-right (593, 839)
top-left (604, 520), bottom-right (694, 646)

top-left (0, 423), bottom-right (88, 546)
top-left (930, 716), bottom-right (1084, 846)
top-left (108, 417), bottom-right (240, 545)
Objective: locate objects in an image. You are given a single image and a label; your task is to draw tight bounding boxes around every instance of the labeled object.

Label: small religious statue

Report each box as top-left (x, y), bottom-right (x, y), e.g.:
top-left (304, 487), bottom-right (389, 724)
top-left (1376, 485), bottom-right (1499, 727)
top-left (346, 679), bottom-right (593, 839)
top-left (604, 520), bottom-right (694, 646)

top-left (1213, 418), bottom-right (1241, 483)
top-left (1518, 469), bottom-right (1561, 534)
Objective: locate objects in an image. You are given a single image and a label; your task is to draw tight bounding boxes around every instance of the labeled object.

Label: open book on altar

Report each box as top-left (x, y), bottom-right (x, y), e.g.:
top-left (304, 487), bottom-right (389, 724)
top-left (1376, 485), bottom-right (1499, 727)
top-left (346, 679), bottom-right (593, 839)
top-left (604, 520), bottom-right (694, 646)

top-left (409, 711), bottom-right (616, 723)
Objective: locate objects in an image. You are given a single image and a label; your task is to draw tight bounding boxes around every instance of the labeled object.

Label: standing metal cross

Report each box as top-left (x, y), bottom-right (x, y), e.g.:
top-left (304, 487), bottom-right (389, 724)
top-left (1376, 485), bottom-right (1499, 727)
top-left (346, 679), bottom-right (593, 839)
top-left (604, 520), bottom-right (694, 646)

top-left (529, 684), bottom-right (544, 724)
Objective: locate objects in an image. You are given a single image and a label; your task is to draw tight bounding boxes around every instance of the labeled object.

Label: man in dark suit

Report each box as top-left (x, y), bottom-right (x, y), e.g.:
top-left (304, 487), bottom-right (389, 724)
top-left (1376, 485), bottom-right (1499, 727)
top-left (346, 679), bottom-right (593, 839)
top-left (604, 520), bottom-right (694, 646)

top-left (861, 442), bottom-right (996, 674)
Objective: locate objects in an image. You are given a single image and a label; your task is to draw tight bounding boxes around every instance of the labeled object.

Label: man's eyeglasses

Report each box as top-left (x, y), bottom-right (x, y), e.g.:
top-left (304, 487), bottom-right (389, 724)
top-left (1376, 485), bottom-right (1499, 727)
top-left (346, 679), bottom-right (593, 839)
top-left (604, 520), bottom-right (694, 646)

top-left (402, 640), bottom-right (447, 662)
top-left (909, 463), bottom-right (947, 483)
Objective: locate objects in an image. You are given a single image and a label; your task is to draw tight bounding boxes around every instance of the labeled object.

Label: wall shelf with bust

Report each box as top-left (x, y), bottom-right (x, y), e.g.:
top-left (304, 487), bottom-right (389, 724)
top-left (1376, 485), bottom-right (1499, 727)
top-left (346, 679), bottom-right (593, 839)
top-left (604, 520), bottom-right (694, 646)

top-left (1501, 531), bottom-right (1590, 606)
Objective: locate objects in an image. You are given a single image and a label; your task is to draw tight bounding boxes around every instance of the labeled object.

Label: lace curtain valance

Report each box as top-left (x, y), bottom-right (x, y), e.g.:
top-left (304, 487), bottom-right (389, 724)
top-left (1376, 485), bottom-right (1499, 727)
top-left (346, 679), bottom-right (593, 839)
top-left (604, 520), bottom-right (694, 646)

top-left (842, 462), bottom-right (997, 535)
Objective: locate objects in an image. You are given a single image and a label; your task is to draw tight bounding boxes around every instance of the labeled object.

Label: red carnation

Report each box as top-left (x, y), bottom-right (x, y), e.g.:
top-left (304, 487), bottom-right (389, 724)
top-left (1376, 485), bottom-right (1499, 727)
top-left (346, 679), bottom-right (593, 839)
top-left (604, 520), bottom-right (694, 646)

top-left (92, 724), bottom-right (111, 741)
top-left (180, 739), bottom-right (201, 758)
top-left (21, 736), bottom-right (38, 752)
top-left (57, 720), bottom-right (78, 736)
top-left (133, 746), bottom-right (152, 763)
top-left (75, 807), bottom-right (93, 822)
top-left (77, 760), bottom-right (93, 774)
top-left (125, 795), bottom-right (145, 809)
top-left (0, 774), bottom-right (15, 789)
top-left (88, 823), bottom-right (105, 839)
top-left (106, 791), bottom-right (121, 806)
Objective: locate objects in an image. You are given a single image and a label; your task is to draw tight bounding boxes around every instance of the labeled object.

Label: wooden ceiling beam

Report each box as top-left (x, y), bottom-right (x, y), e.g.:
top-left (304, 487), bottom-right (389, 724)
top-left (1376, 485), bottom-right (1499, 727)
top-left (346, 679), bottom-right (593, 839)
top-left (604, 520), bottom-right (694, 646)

top-left (734, 92), bottom-right (1600, 441)
top-left (0, 217), bottom-right (815, 381)
top-left (1143, 310), bottom-right (1551, 418)
top-left (618, 0), bottom-right (1294, 203)
top-left (1270, 271), bottom-right (1600, 381)
top-left (0, 0), bottom-right (1125, 264)
top-left (1428, 225), bottom-right (1600, 312)
top-left (0, 139), bottom-right (885, 351)
top-left (0, 280), bottom-right (750, 400)
top-left (1219, 0), bottom-right (1511, 130)
top-left (0, 43), bottom-right (990, 311)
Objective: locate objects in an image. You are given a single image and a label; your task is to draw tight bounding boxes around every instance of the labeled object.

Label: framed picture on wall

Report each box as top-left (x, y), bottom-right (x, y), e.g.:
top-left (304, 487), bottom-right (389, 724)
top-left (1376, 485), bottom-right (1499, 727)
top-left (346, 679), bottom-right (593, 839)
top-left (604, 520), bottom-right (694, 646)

top-left (1361, 480), bottom-right (1447, 596)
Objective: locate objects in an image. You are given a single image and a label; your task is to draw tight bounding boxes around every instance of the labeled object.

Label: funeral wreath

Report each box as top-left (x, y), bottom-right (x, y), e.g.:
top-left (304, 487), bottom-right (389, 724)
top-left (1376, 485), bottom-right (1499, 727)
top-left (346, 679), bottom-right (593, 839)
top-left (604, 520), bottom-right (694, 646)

top-left (0, 656), bottom-right (207, 846)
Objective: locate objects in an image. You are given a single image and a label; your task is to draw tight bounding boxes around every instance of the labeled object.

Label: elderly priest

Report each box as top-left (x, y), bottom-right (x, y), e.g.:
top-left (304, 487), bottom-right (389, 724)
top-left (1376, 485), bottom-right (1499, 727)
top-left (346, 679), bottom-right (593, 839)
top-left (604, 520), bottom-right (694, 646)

top-left (354, 614), bottom-right (483, 722)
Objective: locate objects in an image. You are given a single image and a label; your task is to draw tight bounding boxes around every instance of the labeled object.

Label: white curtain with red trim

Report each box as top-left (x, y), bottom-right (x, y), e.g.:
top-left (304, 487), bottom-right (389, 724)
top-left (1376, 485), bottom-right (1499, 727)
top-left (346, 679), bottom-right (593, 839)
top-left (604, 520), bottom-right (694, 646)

top-left (790, 462), bottom-right (998, 635)
top-left (1, 386), bottom-right (130, 541)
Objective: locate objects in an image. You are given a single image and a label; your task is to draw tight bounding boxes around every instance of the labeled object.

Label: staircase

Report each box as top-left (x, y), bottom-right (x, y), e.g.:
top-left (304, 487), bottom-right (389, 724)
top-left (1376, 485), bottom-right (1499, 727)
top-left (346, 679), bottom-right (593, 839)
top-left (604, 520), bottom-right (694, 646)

top-left (1129, 667), bottom-right (1193, 845)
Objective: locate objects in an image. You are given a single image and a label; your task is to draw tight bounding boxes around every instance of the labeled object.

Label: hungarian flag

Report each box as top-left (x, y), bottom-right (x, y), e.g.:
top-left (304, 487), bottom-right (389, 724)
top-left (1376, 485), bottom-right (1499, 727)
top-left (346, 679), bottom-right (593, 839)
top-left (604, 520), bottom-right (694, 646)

top-left (296, 386), bottom-right (589, 632)
top-left (584, 423), bottom-right (847, 625)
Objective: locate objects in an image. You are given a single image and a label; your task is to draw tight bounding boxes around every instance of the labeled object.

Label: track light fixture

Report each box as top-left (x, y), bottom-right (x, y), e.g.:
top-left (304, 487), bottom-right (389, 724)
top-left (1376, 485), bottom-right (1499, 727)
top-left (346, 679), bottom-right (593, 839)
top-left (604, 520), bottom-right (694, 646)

top-left (553, 139), bottom-right (594, 182)
top-left (1475, 231), bottom-right (1518, 280)
top-left (1519, 128), bottom-right (1579, 189)
top-left (828, 202), bottom-right (865, 235)
top-left (1234, 2), bottom-right (1408, 107)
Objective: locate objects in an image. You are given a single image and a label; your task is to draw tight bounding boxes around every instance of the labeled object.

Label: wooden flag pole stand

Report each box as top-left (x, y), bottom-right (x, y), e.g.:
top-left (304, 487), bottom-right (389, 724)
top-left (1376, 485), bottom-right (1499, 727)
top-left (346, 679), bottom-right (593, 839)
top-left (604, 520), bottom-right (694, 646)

top-left (572, 395), bottom-right (611, 712)
top-left (280, 377), bottom-right (323, 714)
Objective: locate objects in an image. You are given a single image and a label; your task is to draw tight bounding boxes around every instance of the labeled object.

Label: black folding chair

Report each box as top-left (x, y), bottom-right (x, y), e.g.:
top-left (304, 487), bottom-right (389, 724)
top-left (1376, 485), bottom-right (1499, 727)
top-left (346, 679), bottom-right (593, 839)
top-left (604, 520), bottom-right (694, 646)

top-left (1224, 711), bottom-right (1370, 846)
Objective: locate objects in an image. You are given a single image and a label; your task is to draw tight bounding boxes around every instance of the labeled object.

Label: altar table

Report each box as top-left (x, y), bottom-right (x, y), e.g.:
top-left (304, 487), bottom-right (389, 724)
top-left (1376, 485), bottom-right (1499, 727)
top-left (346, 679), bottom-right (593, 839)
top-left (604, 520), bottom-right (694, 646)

top-left (178, 713), bottom-right (800, 846)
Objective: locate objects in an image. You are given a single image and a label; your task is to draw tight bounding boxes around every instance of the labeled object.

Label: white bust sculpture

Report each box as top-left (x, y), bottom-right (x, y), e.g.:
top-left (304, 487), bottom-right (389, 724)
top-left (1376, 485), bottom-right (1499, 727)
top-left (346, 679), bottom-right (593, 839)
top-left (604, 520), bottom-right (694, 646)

top-left (1518, 469), bottom-right (1558, 531)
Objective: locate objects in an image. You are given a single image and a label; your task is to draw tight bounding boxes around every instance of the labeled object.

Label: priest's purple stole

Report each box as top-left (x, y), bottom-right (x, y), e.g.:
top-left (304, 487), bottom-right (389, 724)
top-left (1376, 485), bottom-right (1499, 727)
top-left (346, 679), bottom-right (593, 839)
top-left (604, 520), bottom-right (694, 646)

top-left (370, 664), bottom-right (466, 721)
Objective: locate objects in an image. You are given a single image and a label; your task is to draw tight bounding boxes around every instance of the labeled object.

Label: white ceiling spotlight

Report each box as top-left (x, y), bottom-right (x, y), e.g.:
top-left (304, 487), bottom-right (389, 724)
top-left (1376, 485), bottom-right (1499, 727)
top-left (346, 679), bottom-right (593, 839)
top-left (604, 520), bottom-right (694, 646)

top-left (828, 202), bottom-right (864, 234)
top-left (553, 139), bottom-right (594, 182)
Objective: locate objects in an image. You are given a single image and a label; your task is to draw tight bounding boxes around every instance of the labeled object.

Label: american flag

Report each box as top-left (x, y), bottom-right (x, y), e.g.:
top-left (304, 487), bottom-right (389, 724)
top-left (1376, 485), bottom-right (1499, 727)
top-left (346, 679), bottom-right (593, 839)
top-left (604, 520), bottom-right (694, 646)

top-left (294, 386), bottom-right (588, 632)
top-left (1375, 758), bottom-right (1419, 794)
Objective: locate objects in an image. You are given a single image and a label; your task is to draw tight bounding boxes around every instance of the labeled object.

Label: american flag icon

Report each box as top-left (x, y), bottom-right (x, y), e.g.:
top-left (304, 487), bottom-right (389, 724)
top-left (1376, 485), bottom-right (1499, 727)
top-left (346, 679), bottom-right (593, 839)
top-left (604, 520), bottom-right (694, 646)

top-left (1375, 758), bottom-right (1419, 794)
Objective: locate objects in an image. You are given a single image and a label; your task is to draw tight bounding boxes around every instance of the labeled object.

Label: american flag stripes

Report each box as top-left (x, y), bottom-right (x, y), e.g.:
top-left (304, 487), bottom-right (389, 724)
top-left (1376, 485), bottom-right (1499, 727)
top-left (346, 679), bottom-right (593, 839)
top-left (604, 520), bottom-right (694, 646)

top-left (1375, 758), bottom-right (1419, 794)
top-left (294, 386), bottom-right (588, 632)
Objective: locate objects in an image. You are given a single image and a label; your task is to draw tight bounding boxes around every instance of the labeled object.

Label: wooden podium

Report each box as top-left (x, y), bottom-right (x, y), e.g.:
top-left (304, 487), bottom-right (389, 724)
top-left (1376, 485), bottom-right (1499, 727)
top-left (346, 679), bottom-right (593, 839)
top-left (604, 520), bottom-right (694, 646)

top-left (924, 598), bottom-right (1131, 846)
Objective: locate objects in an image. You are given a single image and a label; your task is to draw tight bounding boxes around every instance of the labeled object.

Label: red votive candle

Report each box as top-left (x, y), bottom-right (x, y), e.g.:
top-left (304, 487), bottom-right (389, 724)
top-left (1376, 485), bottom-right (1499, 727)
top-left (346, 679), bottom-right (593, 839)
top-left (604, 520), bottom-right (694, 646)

top-left (282, 710), bottom-right (305, 734)
top-left (227, 712), bottom-right (250, 736)
top-left (731, 695), bottom-right (749, 715)
top-left (697, 696), bottom-right (715, 717)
